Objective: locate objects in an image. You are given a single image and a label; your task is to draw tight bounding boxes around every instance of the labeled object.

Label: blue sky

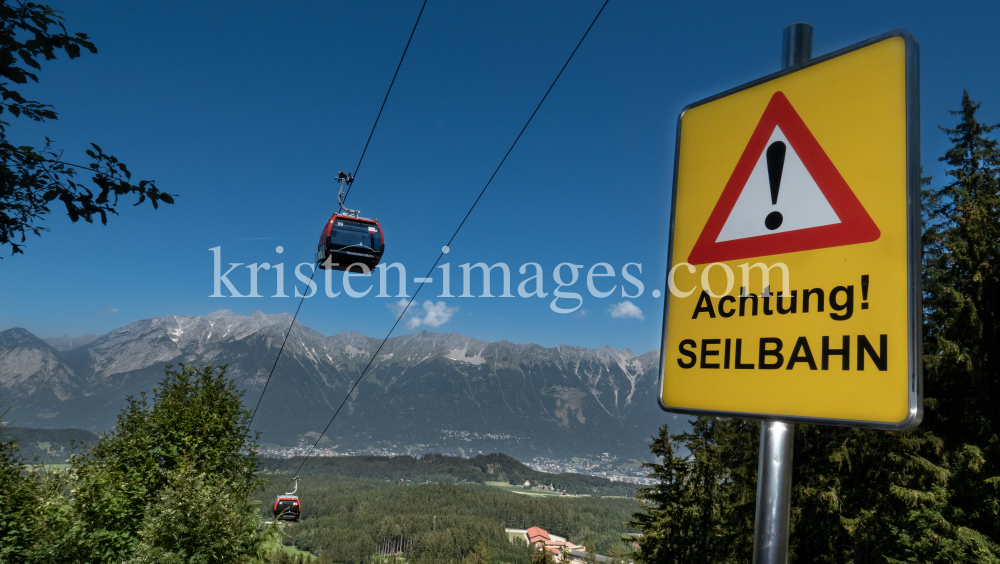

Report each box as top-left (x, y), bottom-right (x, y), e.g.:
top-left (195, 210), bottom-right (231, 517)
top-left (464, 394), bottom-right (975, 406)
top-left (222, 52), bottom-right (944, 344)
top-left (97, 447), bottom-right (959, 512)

top-left (2, 0), bottom-right (999, 354)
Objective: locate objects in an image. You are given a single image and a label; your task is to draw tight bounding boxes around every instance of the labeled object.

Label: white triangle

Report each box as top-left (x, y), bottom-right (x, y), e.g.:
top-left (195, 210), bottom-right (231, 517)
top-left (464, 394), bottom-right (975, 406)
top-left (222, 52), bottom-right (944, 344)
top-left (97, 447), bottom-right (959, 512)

top-left (715, 126), bottom-right (841, 243)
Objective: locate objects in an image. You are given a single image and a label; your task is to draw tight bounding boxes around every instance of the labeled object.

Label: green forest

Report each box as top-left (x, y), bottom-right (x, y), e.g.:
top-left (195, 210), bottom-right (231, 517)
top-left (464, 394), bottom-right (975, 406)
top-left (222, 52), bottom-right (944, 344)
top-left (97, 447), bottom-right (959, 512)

top-left (629, 93), bottom-right (1000, 563)
top-left (263, 452), bottom-right (638, 497)
top-left (0, 360), bottom-right (640, 564)
top-left (260, 475), bottom-right (638, 563)
top-left (0, 368), bottom-right (639, 564)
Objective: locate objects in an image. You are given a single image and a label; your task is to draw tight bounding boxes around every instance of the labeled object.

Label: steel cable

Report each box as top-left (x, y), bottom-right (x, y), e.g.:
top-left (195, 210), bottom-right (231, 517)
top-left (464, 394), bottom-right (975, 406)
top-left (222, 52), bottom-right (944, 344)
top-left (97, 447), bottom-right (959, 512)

top-left (246, 0), bottom-right (428, 430)
top-left (285, 0), bottom-right (611, 485)
top-left (343, 0), bottom-right (429, 204)
top-left (248, 267), bottom-right (316, 428)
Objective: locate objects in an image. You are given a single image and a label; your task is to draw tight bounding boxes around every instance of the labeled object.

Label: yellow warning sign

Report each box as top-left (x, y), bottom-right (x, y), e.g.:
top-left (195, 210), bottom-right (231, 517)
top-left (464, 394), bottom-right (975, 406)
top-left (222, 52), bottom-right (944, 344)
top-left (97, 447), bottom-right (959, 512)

top-left (658, 31), bottom-right (921, 429)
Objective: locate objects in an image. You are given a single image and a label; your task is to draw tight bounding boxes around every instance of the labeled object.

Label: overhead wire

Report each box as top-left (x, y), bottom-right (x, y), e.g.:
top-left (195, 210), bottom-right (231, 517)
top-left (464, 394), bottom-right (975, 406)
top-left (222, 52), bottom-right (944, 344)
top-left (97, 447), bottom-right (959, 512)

top-left (247, 267), bottom-right (317, 428)
top-left (343, 0), bottom-right (429, 204)
top-left (245, 0), bottom-right (428, 430)
top-left (285, 0), bottom-right (612, 484)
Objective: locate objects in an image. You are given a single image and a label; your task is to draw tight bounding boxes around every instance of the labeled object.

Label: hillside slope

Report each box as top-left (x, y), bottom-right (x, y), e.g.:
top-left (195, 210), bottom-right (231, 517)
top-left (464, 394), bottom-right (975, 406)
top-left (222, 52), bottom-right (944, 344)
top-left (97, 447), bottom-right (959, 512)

top-left (264, 452), bottom-right (638, 497)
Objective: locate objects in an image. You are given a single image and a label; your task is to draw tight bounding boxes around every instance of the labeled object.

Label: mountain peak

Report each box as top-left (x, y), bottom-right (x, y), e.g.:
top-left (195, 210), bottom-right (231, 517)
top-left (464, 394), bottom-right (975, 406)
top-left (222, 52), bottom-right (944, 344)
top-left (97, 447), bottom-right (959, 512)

top-left (0, 327), bottom-right (44, 347)
top-left (0, 327), bottom-right (78, 401)
top-left (42, 334), bottom-right (99, 351)
top-left (0, 310), bottom-right (664, 460)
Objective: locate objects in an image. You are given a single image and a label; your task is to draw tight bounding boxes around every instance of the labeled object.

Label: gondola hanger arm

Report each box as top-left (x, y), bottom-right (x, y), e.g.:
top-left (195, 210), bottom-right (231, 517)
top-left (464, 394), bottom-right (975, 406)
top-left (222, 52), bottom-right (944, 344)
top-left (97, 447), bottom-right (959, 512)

top-left (283, 475), bottom-right (299, 496)
top-left (337, 171), bottom-right (361, 218)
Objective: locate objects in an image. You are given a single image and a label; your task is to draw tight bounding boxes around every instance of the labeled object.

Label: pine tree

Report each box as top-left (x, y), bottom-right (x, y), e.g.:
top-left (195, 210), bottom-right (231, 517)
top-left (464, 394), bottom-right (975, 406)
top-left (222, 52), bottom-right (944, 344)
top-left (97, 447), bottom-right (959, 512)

top-left (921, 90), bottom-right (1000, 549)
top-left (923, 90), bottom-right (1000, 446)
top-left (630, 419), bottom-right (756, 564)
top-left (529, 545), bottom-right (556, 564)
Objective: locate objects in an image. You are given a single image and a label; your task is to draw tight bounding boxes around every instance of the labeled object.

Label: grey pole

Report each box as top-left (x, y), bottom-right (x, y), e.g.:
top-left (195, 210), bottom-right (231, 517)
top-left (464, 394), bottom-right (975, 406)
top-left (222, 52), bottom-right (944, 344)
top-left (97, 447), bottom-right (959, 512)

top-left (782, 23), bottom-right (813, 69)
top-left (752, 420), bottom-right (795, 563)
top-left (751, 23), bottom-right (812, 564)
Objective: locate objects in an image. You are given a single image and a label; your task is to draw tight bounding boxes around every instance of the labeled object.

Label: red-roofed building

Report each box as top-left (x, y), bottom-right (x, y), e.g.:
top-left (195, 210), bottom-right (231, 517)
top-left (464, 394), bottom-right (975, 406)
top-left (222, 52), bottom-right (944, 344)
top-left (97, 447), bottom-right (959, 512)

top-left (510, 527), bottom-right (583, 561)
top-left (526, 526), bottom-right (551, 546)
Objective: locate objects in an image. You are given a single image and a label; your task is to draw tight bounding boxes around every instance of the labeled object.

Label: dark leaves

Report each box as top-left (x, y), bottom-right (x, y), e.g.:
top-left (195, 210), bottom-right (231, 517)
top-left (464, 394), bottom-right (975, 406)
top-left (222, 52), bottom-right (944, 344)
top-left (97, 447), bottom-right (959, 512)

top-left (1, 135), bottom-right (175, 255)
top-left (60, 192), bottom-right (79, 222)
top-left (16, 49), bottom-right (40, 70)
top-left (0, 3), bottom-right (177, 257)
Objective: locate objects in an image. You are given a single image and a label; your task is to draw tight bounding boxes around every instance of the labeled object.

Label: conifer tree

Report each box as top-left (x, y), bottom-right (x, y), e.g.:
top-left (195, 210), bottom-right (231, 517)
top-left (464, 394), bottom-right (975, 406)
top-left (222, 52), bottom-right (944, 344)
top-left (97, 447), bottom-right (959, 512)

top-left (630, 419), bottom-right (756, 564)
top-left (923, 90), bottom-right (1000, 446)
top-left (921, 89), bottom-right (1000, 548)
top-left (529, 545), bottom-right (556, 564)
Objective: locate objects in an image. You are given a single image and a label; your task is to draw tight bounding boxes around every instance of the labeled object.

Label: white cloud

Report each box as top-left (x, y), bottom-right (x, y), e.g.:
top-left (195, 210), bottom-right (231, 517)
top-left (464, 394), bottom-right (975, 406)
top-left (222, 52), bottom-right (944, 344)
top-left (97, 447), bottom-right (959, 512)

top-left (387, 299), bottom-right (410, 317)
top-left (411, 300), bottom-right (458, 328)
top-left (574, 309), bottom-right (589, 318)
top-left (608, 300), bottom-right (644, 320)
top-left (392, 299), bottom-right (459, 329)
top-left (99, 307), bottom-right (119, 317)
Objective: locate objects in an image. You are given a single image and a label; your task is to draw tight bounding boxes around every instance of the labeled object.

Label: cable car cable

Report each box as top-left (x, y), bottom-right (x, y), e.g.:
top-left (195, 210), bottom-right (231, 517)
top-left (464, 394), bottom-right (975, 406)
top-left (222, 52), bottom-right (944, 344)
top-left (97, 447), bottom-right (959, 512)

top-left (342, 0), bottom-right (429, 205)
top-left (248, 267), bottom-right (317, 428)
top-left (441, 0), bottom-right (611, 248)
top-left (245, 1), bottom-right (426, 429)
top-left (284, 0), bottom-right (611, 486)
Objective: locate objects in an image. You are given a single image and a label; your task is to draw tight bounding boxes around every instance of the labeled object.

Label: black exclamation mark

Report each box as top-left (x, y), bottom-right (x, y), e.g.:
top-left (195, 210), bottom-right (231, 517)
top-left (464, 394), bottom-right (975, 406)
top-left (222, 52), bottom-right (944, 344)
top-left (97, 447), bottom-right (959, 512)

top-left (765, 141), bottom-right (785, 230)
top-left (861, 274), bottom-right (869, 310)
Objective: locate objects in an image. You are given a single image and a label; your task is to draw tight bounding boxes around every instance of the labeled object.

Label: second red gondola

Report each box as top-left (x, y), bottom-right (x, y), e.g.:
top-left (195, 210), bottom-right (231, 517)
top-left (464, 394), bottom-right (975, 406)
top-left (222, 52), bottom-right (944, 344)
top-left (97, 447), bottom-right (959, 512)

top-left (272, 476), bottom-right (302, 522)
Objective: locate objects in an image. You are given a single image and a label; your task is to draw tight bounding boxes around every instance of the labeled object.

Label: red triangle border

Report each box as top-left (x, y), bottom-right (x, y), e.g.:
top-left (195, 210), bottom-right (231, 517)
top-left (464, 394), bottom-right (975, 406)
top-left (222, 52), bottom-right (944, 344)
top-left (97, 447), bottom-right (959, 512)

top-left (687, 91), bottom-right (880, 265)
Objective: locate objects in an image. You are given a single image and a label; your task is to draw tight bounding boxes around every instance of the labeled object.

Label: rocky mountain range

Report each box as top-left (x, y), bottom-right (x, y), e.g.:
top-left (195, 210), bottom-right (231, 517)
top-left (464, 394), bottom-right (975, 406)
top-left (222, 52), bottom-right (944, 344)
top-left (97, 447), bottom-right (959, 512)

top-left (0, 310), bottom-right (670, 460)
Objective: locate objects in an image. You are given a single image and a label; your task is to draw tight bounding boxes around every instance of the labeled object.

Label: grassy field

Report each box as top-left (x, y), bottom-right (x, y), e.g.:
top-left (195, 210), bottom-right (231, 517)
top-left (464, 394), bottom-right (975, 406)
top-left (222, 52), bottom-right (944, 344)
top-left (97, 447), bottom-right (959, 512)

top-left (277, 544), bottom-right (318, 561)
top-left (263, 527), bottom-right (319, 562)
top-left (484, 481), bottom-right (565, 497)
top-left (27, 463), bottom-right (72, 471)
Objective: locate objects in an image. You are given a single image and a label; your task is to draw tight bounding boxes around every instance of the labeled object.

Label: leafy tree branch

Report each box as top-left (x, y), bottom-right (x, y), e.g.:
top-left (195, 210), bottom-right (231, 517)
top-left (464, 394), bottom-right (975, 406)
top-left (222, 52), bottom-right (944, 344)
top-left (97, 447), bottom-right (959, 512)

top-left (0, 0), bottom-right (175, 257)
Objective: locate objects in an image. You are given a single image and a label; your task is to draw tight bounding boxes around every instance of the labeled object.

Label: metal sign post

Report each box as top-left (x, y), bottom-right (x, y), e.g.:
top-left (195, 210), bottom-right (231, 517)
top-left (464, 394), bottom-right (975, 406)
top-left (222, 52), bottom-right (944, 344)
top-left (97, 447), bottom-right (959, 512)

top-left (751, 23), bottom-right (812, 564)
top-left (754, 420), bottom-right (794, 563)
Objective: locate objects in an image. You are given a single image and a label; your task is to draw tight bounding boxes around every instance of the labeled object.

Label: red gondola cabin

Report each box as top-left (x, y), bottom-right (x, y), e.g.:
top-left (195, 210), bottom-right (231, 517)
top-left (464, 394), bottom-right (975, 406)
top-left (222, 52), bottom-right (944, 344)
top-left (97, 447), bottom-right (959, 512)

top-left (272, 495), bottom-right (301, 522)
top-left (315, 214), bottom-right (385, 272)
